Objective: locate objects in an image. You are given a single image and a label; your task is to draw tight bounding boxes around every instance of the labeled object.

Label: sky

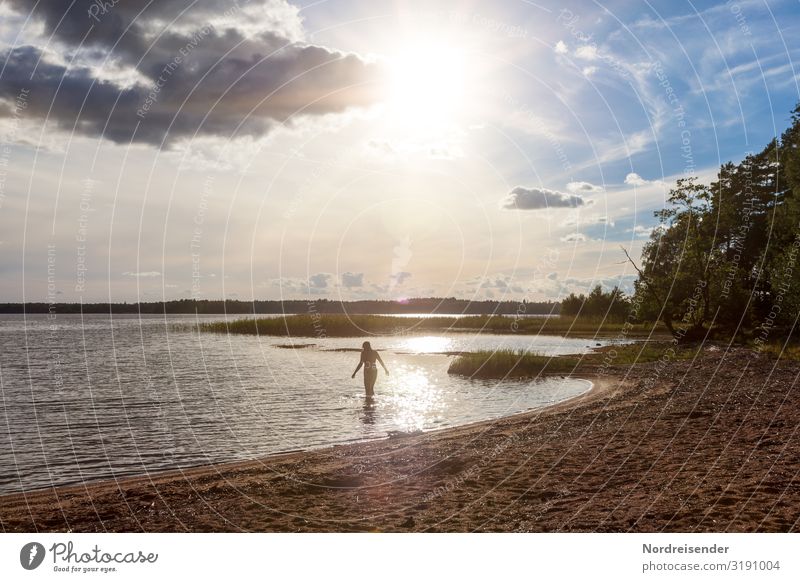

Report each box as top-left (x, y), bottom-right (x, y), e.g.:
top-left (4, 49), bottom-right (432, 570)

top-left (0, 0), bottom-right (798, 304)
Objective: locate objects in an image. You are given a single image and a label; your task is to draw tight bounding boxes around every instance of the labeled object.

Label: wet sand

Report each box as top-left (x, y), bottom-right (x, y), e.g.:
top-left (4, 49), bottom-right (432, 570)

top-left (1, 347), bottom-right (798, 532)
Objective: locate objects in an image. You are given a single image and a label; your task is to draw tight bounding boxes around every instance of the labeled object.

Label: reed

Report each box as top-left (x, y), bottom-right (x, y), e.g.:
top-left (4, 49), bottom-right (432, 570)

top-left (196, 314), bottom-right (663, 338)
top-left (447, 349), bottom-right (580, 379)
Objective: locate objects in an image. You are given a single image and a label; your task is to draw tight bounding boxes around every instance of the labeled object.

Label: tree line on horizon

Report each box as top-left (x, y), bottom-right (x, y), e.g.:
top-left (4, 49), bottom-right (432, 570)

top-left (0, 297), bottom-right (559, 315)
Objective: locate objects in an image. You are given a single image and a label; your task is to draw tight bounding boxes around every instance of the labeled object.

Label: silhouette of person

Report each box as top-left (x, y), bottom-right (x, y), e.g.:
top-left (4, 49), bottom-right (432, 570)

top-left (351, 341), bottom-right (389, 399)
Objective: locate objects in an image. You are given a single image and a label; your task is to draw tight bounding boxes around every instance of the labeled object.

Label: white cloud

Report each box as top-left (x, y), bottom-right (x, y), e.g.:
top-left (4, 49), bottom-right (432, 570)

top-left (567, 181), bottom-right (603, 193)
top-left (575, 45), bottom-right (599, 60)
top-left (562, 213), bottom-right (615, 228)
top-left (624, 173), bottom-right (668, 189)
top-left (554, 40), bottom-right (569, 54)
top-left (560, 233), bottom-right (588, 243)
top-left (625, 172), bottom-right (648, 186)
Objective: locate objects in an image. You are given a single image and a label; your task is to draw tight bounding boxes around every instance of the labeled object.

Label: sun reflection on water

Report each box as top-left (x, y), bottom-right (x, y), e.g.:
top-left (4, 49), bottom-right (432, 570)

top-left (399, 336), bottom-right (453, 354)
top-left (385, 363), bottom-right (443, 432)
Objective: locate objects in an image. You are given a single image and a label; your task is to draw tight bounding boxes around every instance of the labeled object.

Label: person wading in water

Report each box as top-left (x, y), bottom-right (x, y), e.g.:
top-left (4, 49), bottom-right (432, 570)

top-left (351, 341), bottom-right (389, 399)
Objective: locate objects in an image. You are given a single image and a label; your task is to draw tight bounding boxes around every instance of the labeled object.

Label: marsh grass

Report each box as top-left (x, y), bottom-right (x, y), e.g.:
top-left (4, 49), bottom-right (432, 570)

top-left (197, 314), bottom-right (462, 337)
top-left (196, 314), bottom-right (663, 338)
top-left (448, 342), bottom-right (703, 379)
top-left (447, 349), bottom-right (580, 379)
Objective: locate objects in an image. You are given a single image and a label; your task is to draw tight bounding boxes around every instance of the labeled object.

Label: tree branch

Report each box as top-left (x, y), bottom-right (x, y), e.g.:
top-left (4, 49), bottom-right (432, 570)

top-left (620, 245), bottom-right (677, 337)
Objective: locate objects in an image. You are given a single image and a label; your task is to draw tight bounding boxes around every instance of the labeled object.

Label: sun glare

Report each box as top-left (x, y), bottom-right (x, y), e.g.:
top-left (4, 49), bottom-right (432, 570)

top-left (401, 336), bottom-right (453, 354)
top-left (386, 40), bottom-right (469, 129)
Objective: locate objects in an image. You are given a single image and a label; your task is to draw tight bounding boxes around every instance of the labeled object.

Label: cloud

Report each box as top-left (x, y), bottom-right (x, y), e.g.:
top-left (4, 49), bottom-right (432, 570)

top-left (0, 1), bottom-right (385, 148)
top-left (308, 273), bottom-right (331, 288)
top-left (624, 173), bottom-right (669, 190)
top-left (624, 172), bottom-right (649, 186)
top-left (559, 233), bottom-right (587, 243)
top-left (478, 276), bottom-right (512, 290)
top-left (582, 66), bottom-right (598, 76)
top-left (554, 40), bottom-right (569, 54)
top-left (631, 224), bottom-right (667, 238)
top-left (390, 271), bottom-right (412, 285)
top-left (122, 271), bottom-right (161, 278)
top-left (566, 181), bottom-right (603, 193)
top-left (560, 274), bottom-right (639, 296)
top-left (632, 225), bottom-right (654, 237)
top-left (562, 213), bottom-right (615, 228)
top-left (341, 272), bottom-right (364, 288)
top-left (575, 45), bottom-right (598, 60)
top-left (501, 187), bottom-right (585, 210)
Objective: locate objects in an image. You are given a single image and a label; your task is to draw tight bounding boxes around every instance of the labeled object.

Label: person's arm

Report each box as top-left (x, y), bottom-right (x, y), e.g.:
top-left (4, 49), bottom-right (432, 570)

top-left (377, 352), bottom-right (389, 375)
top-left (351, 355), bottom-right (364, 378)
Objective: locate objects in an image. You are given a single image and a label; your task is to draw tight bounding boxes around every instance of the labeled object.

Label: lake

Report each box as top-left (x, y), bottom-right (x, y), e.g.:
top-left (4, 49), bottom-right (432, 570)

top-left (0, 314), bottom-right (615, 495)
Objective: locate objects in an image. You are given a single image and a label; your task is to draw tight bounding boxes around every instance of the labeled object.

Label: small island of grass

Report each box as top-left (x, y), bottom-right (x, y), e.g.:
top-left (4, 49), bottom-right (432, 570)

top-left (447, 350), bottom-right (581, 378)
top-left (447, 343), bottom-right (705, 379)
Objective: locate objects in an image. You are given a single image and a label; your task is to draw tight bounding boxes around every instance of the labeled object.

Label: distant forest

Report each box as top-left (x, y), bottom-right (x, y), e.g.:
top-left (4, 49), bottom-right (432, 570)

top-left (0, 297), bottom-right (559, 316)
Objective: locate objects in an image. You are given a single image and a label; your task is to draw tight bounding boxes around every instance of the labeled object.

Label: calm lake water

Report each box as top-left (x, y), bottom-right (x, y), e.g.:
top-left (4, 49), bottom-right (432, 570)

top-left (0, 314), bottom-right (613, 495)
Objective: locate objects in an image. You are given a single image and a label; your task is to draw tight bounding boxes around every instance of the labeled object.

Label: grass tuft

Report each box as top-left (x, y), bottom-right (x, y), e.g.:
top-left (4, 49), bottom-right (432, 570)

top-left (447, 349), bottom-right (580, 379)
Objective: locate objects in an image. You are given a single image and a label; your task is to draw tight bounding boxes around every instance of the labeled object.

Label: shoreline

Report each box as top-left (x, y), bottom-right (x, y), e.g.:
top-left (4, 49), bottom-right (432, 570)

top-left (1, 349), bottom-right (798, 532)
top-left (0, 375), bottom-right (605, 502)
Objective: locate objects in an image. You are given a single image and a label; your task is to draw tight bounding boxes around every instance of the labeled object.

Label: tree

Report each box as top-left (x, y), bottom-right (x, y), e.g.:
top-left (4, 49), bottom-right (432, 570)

top-left (630, 102), bottom-right (800, 342)
top-left (559, 285), bottom-right (630, 321)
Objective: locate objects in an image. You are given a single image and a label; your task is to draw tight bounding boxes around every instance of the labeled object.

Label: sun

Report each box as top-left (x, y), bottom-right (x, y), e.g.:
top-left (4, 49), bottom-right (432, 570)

top-left (385, 39), bottom-right (469, 130)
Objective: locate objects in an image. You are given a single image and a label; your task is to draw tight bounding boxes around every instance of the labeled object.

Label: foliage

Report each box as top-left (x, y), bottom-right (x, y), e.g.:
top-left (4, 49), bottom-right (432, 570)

top-left (560, 285), bottom-right (631, 321)
top-left (632, 103), bottom-right (800, 342)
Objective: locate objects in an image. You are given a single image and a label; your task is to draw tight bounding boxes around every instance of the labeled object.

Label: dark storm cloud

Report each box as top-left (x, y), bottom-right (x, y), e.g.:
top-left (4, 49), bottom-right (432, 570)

top-left (500, 186), bottom-right (585, 210)
top-left (0, 1), bottom-right (385, 147)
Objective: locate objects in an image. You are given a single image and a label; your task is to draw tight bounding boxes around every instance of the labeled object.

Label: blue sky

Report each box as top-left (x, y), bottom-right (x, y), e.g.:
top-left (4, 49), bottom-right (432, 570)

top-left (0, 0), bottom-right (798, 303)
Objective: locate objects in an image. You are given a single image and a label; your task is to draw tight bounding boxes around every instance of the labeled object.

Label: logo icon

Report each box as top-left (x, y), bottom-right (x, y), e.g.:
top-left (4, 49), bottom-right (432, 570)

top-left (20, 542), bottom-right (46, 570)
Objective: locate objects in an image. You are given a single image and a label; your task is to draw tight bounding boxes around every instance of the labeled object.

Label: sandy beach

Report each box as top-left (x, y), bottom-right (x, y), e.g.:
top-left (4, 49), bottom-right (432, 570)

top-left (1, 346), bottom-right (798, 532)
